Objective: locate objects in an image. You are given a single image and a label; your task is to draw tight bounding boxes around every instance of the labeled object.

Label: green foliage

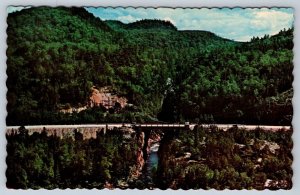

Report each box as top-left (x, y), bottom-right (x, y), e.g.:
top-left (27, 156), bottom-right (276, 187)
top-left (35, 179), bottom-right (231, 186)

top-left (156, 126), bottom-right (293, 190)
top-left (6, 7), bottom-right (293, 125)
top-left (6, 127), bottom-right (138, 189)
top-left (6, 125), bottom-right (292, 189)
top-left (126, 19), bottom-right (177, 30)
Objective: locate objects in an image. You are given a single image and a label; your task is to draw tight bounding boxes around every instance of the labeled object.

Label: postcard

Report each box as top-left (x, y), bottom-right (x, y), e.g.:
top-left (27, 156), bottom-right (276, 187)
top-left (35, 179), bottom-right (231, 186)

top-left (5, 6), bottom-right (293, 190)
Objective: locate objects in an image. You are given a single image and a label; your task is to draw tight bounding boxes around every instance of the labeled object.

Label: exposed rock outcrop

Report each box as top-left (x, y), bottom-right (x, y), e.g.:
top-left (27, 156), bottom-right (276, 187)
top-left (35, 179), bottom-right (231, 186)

top-left (89, 86), bottom-right (127, 109)
top-left (146, 131), bottom-right (162, 155)
top-left (127, 131), bottom-right (145, 181)
top-left (59, 86), bottom-right (128, 114)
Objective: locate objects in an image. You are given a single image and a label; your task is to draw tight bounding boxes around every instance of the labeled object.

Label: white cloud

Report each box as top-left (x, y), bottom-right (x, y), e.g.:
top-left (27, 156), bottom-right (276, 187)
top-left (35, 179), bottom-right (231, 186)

top-left (235, 35), bottom-right (253, 42)
top-left (7, 6), bottom-right (30, 14)
top-left (173, 8), bottom-right (293, 41)
top-left (117, 15), bottom-right (138, 23)
top-left (249, 9), bottom-right (294, 36)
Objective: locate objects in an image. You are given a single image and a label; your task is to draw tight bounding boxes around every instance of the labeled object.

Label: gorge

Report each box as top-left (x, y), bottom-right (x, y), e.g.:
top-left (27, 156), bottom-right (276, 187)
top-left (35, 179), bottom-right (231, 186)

top-left (6, 124), bottom-right (292, 189)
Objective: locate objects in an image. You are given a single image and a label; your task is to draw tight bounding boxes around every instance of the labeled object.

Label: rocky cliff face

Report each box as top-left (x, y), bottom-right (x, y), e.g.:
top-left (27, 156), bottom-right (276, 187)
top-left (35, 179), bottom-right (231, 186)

top-left (89, 86), bottom-right (128, 109)
top-left (128, 131), bottom-right (145, 180)
top-left (147, 131), bottom-right (162, 154)
top-left (58, 86), bottom-right (128, 114)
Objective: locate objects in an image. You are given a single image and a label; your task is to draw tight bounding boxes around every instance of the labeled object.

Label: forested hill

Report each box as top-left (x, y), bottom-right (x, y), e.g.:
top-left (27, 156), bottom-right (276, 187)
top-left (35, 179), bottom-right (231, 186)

top-left (106, 19), bottom-right (177, 30)
top-left (6, 7), bottom-right (293, 125)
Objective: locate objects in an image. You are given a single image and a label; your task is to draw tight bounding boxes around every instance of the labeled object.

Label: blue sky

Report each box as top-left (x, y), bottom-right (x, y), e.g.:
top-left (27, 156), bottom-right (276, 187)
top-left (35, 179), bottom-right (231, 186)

top-left (7, 6), bottom-right (294, 42)
top-left (85, 7), bottom-right (294, 42)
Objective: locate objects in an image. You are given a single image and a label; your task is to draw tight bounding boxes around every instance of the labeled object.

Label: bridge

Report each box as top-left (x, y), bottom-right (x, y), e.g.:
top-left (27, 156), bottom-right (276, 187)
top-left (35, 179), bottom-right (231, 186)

top-left (6, 123), bottom-right (291, 162)
top-left (6, 123), bottom-right (291, 132)
top-left (6, 123), bottom-right (291, 140)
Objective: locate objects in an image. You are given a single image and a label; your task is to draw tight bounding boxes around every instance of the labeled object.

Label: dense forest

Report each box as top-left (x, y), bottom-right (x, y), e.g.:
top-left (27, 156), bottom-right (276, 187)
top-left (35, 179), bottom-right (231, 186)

top-left (157, 126), bottom-right (293, 190)
top-left (6, 127), bottom-right (139, 189)
top-left (7, 7), bottom-right (293, 125)
top-left (6, 126), bottom-right (292, 189)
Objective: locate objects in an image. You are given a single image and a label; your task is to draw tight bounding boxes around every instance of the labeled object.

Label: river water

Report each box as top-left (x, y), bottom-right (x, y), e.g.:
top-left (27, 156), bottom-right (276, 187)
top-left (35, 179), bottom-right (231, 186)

top-left (146, 143), bottom-right (159, 172)
top-left (143, 142), bottom-right (159, 187)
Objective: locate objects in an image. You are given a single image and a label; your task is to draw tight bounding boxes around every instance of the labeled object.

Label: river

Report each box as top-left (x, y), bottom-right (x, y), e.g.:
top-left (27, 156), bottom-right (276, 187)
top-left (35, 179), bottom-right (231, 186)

top-left (143, 142), bottom-right (160, 188)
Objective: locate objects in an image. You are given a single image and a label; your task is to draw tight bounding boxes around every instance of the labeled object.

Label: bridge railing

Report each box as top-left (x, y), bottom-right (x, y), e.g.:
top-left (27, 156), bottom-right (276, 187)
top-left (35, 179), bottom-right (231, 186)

top-left (132, 123), bottom-right (187, 128)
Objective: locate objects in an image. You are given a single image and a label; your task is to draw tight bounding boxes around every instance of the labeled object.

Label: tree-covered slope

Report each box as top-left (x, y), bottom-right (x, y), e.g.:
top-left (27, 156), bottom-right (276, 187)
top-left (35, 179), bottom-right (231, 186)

top-left (6, 7), bottom-right (293, 125)
top-left (172, 28), bottom-right (293, 125)
top-left (7, 7), bottom-right (120, 124)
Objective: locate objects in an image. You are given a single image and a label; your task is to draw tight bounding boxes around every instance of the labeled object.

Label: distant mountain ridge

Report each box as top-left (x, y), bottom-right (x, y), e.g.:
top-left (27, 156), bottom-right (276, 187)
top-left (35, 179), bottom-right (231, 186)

top-left (106, 19), bottom-right (177, 30)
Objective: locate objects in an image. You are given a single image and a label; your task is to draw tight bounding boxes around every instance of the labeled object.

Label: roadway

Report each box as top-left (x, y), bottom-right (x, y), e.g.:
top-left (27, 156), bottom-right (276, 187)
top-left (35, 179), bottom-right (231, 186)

top-left (6, 123), bottom-right (292, 131)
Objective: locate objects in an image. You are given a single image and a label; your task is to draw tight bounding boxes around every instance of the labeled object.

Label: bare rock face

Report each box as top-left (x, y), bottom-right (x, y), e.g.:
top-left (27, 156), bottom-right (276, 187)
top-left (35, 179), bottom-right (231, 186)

top-left (256, 139), bottom-right (280, 154)
top-left (136, 132), bottom-right (145, 171)
top-left (136, 149), bottom-right (145, 172)
top-left (264, 179), bottom-right (289, 189)
top-left (147, 131), bottom-right (162, 154)
top-left (77, 128), bottom-right (105, 140)
top-left (149, 131), bottom-right (162, 143)
top-left (89, 86), bottom-right (127, 109)
top-left (58, 86), bottom-right (128, 114)
top-left (127, 131), bottom-right (145, 180)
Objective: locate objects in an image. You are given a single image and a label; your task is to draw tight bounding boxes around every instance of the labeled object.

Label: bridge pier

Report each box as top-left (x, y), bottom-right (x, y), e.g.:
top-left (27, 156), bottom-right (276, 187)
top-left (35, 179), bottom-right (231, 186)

top-left (132, 124), bottom-right (188, 162)
top-left (134, 127), bottom-right (151, 162)
top-left (142, 130), bottom-right (151, 161)
top-left (185, 122), bottom-right (190, 130)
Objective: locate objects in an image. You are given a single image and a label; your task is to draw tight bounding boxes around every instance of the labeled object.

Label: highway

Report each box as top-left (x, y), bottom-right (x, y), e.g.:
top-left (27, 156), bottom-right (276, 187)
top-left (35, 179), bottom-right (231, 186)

top-left (6, 123), bottom-right (291, 131)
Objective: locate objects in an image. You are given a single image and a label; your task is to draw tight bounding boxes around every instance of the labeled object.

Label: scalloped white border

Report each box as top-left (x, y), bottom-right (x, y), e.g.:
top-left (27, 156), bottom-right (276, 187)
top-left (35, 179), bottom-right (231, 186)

top-left (0, 0), bottom-right (299, 195)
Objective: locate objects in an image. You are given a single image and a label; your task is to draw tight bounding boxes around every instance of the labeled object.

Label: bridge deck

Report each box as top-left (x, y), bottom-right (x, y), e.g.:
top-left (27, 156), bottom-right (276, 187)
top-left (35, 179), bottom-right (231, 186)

top-left (6, 124), bottom-right (291, 132)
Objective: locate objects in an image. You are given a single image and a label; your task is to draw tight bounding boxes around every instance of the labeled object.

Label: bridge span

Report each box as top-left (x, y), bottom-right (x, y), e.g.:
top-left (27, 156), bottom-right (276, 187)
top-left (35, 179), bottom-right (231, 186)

top-left (6, 123), bottom-right (291, 132)
top-left (6, 123), bottom-right (291, 153)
